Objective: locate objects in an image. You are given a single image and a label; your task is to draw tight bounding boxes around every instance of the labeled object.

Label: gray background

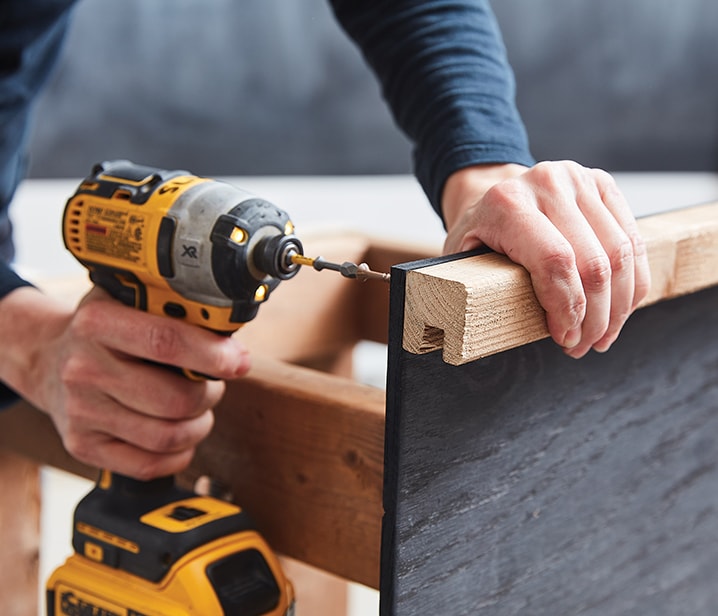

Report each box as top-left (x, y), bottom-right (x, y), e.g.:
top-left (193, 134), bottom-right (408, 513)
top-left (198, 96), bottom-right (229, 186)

top-left (26, 0), bottom-right (718, 179)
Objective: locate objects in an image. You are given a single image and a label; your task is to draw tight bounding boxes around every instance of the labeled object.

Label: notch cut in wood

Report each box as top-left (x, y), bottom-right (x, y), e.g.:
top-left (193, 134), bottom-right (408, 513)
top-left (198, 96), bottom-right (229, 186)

top-left (403, 201), bottom-right (718, 364)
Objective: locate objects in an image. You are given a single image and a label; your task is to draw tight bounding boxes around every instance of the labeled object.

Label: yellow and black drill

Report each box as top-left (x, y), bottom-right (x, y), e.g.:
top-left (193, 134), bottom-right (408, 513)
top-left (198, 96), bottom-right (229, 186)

top-left (47, 160), bottom-right (387, 616)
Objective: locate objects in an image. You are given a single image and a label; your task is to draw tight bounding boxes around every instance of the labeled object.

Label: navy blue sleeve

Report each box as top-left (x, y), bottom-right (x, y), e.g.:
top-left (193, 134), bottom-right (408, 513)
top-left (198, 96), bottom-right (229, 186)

top-left (0, 0), bottom-right (76, 409)
top-left (0, 261), bottom-right (33, 299)
top-left (329, 0), bottom-right (535, 218)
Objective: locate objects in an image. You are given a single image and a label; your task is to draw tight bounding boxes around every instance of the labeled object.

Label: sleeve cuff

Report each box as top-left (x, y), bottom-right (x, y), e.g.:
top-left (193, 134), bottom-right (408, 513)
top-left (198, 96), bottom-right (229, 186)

top-left (0, 263), bottom-right (34, 408)
top-left (0, 262), bottom-right (34, 300)
top-left (0, 383), bottom-right (20, 410)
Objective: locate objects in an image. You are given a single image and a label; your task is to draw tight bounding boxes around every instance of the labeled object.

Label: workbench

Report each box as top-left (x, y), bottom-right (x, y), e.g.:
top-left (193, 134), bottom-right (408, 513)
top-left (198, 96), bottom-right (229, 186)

top-left (1, 173), bottom-right (717, 615)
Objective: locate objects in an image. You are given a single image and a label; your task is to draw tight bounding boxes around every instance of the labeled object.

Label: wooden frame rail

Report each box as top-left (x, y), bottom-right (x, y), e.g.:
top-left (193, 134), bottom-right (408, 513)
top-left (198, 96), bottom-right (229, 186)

top-left (404, 201), bottom-right (718, 363)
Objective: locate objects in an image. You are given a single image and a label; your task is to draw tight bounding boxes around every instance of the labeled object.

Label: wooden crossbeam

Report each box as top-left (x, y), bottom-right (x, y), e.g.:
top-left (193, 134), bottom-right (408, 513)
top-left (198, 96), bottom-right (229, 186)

top-left (403, 201), bottom-right (718, 364)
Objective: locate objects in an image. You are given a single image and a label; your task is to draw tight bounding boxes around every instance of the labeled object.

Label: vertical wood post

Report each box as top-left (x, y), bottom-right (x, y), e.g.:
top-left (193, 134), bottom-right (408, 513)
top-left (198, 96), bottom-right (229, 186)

top-left (0, 452), bottom-right (41, 616)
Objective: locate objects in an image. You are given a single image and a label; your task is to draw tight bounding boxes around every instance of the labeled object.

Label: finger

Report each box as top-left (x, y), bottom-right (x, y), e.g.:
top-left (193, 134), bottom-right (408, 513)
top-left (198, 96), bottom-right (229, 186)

top-left (593, 170), bottom-right (652, 310)
top-left (565, 171), bottom-right (649, 354)
top-left (96, 358), bottom-right (226, 420)
top-left (59, 331), bottom-right (227, 421)
top-left (545, 193), bottom-right (626, 358)
top-left (576, 173), bottom-right (639, 352)
top-left (73, 433), bottom-right (199, 480)
top-left (67, 392), bottom-right (215, 456)
top-left (74, 294), bottom-right (251, 379)
top-left (106, 407), bottom-right (215, 456)
top-left (473, 191), bottom-right (588, 347)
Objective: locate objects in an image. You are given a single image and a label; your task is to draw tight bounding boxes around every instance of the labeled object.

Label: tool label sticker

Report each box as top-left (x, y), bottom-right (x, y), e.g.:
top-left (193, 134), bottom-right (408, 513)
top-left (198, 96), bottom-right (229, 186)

top-left (85, 205), bottom-right (146, 266)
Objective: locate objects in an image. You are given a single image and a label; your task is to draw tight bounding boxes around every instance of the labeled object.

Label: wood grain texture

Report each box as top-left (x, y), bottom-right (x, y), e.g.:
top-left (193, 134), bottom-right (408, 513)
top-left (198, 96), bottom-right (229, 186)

top-left (0, 453), bottom-right (40, 616)
top-left (185, 354), bottom-right (386, 588)
top-left (404, 201), bottom-right (718, 364)
top-left (382, 260), bottom-right (718, 614)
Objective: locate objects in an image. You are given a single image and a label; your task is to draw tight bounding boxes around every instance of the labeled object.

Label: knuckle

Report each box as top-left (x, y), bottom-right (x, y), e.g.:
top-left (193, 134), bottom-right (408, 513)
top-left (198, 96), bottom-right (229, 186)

top-left (529, 161), bottom-right (558, 186)
top-left (533, 160), bottom-right (578, 183)
top-left (166, 383), bottom-right (210, 419)
top-left (59, 355), bottom-right (86, 387)
top-left (563, 296), bottom-right (587, 328)
top-left (70, 301), bottom-right (104, 338)
top-left (591, 167), bottom-right (614, 185)
top-left (579, 254), bottom-right (612, 292)
top-left (146, 322), bottom-right (183, 362)
top-left (484, 178), bottom-right (526, 210)
top-left (145, 421), bottom-right (197, 453)
top-left (608, 237), bottom-right (635, 273)
top-left (147, 424), bottom-right (184, 453)
top-left (63, 432), bottom-right (95, 465)
top-left (541, 245), bottom-right (577, 281)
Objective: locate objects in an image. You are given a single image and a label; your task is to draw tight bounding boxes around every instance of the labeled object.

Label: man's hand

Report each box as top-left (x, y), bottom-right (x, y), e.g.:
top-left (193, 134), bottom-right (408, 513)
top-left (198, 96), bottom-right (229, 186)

top-left (442, 161), bottom-right (651, 358)
top-left (0, 286), bottom-right (250, 479)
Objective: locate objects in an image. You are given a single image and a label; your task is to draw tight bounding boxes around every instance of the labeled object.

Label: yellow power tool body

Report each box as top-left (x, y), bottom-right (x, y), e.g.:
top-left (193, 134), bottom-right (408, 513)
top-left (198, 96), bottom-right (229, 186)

top-left (62, 159), bottom-right (304, 330)
top-left (47, 161), bottom-right (298, 615)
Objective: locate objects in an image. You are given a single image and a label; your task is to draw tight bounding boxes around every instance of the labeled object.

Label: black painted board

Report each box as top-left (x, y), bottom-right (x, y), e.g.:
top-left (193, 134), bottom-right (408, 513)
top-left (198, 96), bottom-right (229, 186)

top-left (381, 260), bottom-right (718, 615)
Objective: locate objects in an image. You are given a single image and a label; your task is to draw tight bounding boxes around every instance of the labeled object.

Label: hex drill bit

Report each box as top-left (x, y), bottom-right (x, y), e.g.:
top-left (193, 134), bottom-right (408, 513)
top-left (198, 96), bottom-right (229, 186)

top-left (289, 253), bottom-right (390, 282)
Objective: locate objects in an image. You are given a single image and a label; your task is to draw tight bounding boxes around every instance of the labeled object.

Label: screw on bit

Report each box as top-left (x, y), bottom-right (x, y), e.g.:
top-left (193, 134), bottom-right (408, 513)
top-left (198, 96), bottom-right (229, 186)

top-left (289, 253), bottom-right (390, 282)
top-left (355, 262), bottom-right (391, 283)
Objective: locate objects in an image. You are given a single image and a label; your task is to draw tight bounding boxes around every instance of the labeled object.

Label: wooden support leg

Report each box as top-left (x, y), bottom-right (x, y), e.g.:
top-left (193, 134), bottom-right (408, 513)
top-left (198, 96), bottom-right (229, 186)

top-left (0, 452), bottom-right (40, 616)
top-left (280, 347), bottom-right (354, 616)
top-left (280, 557), bottom-right (349, 616)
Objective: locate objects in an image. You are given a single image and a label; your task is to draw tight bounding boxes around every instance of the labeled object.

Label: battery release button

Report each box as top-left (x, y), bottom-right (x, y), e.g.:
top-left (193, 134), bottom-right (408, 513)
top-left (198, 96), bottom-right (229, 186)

top-left (168, 505), bottom-right (207, 521)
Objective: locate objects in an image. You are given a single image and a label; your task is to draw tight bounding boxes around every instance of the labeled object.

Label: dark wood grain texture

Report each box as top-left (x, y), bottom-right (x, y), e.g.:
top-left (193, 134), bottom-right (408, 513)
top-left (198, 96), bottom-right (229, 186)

top-left (382, 261), bottom-right (718, 615)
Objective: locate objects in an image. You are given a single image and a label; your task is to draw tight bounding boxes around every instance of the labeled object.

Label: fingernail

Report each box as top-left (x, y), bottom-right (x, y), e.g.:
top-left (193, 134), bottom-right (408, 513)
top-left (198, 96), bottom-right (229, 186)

top-left (593, 336), bottom-right (614, 353)
top-left (562, 327), bottom-right (582, 349)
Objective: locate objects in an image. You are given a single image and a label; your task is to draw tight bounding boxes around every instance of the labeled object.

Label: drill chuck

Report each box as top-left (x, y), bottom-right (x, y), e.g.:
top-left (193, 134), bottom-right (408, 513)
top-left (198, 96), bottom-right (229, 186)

top-left (252, 233), bottom-right (304, 280)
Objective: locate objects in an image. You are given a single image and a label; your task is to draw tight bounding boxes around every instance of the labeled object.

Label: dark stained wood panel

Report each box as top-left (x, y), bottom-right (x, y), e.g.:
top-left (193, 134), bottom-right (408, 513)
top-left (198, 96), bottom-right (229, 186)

top-left (381, 259), bottom-right (718, 615)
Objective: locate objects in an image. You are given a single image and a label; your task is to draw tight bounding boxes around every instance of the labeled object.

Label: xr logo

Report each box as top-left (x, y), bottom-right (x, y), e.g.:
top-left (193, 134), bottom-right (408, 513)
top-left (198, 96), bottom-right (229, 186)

top-left (181, 244), bottom-right (198, 259)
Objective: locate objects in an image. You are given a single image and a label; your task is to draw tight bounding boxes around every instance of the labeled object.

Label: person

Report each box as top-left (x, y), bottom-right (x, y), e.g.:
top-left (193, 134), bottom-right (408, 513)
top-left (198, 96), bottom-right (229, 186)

top-left (0, 0), bottom-right (650, 480)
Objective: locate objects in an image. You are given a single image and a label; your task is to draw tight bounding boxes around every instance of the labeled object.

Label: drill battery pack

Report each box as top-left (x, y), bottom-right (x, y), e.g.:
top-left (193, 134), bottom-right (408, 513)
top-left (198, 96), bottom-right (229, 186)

top-left (46, 474), bottom-right (295, 616)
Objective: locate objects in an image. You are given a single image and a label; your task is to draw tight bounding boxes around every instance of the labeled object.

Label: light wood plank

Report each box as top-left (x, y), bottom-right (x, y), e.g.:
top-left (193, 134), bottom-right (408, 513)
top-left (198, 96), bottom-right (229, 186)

top-left (403, 201), bottom-right (718, 364)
